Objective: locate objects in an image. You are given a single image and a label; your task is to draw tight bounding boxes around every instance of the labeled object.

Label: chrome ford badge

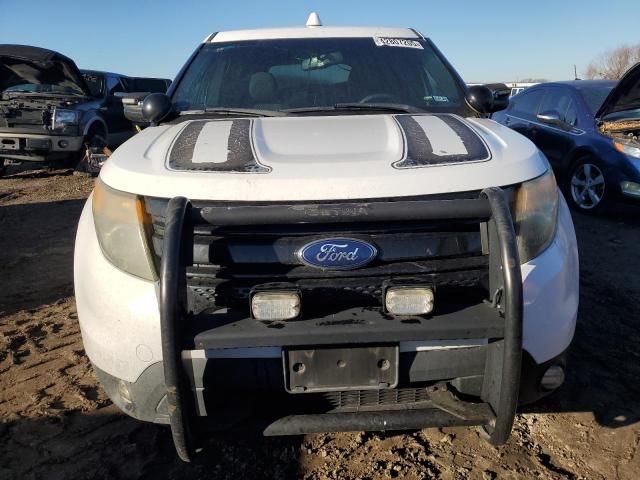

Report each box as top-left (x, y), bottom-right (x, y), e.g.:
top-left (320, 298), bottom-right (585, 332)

top-left (298, 238), bottom-right (377, 270)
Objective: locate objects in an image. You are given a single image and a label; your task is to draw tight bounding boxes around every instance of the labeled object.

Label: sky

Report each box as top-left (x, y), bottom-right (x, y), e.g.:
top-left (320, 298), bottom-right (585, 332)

top-left (1, 0), bottom-right (638, 83)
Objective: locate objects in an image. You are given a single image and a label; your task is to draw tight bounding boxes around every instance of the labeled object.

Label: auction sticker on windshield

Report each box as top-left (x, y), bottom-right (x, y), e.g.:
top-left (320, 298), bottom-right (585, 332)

top-left (373, 37), bottom-right (423, 49)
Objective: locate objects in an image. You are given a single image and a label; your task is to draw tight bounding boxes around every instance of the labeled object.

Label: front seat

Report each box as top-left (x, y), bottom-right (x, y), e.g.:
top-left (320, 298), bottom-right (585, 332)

top-left (248, 72), bottom-right (280, 110)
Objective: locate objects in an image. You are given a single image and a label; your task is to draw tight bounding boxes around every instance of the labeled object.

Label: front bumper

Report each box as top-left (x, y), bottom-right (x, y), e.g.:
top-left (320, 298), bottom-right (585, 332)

top-left (0, 131), bottom-right (83, 161)
top-left (75, 190), bottom-right (579, 461)
top-left (93, 345), bottom-right (570, 429)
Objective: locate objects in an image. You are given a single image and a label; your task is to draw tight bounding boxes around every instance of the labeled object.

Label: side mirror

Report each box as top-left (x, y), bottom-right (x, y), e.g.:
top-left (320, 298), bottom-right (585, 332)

top-left (142, 93), bottom-right (172, 125)
top-left (537, 110), bottom-right (563, 127)
top-left (467, 84), bottom-right (510, 114)
top-left (467, 85), bottom-right (493, 114)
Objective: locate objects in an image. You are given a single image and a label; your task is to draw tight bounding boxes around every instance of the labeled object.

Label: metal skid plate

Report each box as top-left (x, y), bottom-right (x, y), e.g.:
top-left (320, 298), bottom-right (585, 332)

top-left (284, 345), bottom-right (399, 393)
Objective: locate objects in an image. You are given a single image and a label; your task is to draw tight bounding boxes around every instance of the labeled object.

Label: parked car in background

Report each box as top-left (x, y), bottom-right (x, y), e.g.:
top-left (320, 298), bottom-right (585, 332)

top-left (492, 72), bottom-right (640, 212)
top-left (506, 82), bottom-right (538, 98)
top-left (0, 45), bottom-right (170, 176)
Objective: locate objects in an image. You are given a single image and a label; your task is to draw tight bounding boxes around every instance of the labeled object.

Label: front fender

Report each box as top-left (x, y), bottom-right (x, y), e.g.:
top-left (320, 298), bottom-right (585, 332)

top-left (81, 111), bottom-right (108, 137)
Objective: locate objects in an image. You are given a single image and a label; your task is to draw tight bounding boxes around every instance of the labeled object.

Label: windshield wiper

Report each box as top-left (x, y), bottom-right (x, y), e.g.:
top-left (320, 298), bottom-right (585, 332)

top-left (285, 103), bottom-right (424, 114)
top-left (180, 107), bottom-right (286, 117)
top-left (335, 102), bottom-right (424, 113)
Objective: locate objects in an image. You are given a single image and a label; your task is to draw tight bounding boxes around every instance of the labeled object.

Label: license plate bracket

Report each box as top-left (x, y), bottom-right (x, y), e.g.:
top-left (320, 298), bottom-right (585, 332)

top-left (284, 345), bottom-right (398, 393)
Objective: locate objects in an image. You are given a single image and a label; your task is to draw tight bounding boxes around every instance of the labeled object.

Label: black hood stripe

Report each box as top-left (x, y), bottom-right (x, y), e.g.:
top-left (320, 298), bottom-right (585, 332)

top-left (393, 115), bottom-right (433, 168)
top-left (393, 114), bottom-right (490, 168)
top-left (167, 119), bottom-right (271, 173)
top-left (167, 120), bottom-right (205, 170)
top-left (167, 114), bottom-right (489, 173)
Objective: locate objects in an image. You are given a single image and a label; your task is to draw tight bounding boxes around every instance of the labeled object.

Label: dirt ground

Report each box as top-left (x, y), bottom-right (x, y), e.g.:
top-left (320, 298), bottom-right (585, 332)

top-left (1, 167), bottom-right (639, 480)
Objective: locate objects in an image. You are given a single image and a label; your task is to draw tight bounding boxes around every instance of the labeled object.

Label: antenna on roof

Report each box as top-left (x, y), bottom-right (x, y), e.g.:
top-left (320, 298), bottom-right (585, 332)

top-left (306, 12), bottom-right (322, 27)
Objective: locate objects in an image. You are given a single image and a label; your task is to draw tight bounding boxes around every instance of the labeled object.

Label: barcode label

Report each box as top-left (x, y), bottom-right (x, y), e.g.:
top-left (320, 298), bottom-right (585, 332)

top-left (373, 37), bottom-right (424, 49)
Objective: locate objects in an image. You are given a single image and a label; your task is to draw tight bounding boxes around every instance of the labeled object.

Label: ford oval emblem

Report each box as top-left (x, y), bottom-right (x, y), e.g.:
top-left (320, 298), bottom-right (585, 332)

top-left (298, 238), bottom-right (377, 270)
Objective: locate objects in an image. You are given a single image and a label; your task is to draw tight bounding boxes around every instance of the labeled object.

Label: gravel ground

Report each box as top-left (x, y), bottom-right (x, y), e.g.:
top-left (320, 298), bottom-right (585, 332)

top-left (0, 167), bottom-right (639, 479)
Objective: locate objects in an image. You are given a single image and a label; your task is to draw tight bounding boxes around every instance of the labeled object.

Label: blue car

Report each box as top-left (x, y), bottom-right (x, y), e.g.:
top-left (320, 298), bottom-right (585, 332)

top-left (492, 70), bottom-right (640, 213)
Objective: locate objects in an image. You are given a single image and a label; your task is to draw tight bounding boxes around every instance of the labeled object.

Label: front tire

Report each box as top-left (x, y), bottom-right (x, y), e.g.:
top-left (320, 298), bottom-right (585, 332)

top-left (0, 158), bottom-right (6, 177)
top-left (74, 130), bottom-right (107, 173)
top-left (566, 157), bottom-right (608, 214)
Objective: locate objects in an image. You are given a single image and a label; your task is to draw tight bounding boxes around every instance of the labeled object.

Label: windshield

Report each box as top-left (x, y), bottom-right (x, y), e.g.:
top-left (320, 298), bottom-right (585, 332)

top-left (81, 72), bottom-right (105, 97)
top-left (579, 85), bottom-right (615, 115)
top-left (172, 38), bottom-right (468, 115)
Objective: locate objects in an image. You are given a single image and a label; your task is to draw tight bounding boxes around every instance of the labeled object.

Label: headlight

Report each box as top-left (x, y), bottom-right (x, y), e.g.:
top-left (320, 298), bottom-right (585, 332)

top-left (513, 168), bottom-right (559, 263)
top-left (92, 179), bottom-right (157, 281)
top-left (614, 140), bottom-right (640, 159)
top-left (51, 108), bottom-right (79, 131)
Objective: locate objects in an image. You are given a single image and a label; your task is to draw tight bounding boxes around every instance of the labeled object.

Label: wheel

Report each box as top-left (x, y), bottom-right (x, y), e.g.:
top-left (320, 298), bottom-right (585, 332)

top-left (73, 128), bottom-right (107, 172)
top-left (566, 157), bottom-right (608, 213)
top-left (0, 158), bottom-right (6, 177)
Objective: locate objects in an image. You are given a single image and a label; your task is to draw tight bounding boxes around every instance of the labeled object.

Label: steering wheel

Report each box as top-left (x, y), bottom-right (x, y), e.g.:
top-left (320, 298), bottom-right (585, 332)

top-left (359, 93), bottom-right (402, 104)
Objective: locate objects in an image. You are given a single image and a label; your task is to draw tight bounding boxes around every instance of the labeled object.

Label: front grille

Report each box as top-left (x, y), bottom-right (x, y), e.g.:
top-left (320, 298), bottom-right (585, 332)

top-left (145, 196), bottom-right (490, 315)
top-left (325, 388), bottom-right (430, 409)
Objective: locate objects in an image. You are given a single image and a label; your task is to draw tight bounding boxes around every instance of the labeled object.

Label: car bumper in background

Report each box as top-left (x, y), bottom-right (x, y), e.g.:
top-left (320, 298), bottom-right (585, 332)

top-left (0, 132), bottom-right (83, 161)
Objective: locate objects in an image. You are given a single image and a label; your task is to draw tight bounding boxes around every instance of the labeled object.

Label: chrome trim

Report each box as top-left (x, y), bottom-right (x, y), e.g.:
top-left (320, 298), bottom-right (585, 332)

top-left (505, 114), bottom-right (586, 136)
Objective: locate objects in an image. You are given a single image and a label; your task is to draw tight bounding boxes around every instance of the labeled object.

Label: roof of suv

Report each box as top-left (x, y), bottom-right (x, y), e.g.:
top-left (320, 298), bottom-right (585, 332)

top-left (209, 26), bottom-right (421, 43)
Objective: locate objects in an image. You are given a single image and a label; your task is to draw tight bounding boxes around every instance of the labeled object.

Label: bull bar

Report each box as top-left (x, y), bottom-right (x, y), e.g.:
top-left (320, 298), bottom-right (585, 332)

top-left (159, 187), bottom-right (523, 461)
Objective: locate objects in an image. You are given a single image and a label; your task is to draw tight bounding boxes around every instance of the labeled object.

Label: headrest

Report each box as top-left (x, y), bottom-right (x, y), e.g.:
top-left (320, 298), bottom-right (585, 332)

top-left (249, 72), bottom-right (277, 102)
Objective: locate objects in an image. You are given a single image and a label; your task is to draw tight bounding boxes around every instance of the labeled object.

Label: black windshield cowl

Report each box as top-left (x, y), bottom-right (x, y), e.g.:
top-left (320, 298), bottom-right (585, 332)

top-left (285, 103), bottom-right (425, 114)
top-left (180, 108), bottom-right (287, 118)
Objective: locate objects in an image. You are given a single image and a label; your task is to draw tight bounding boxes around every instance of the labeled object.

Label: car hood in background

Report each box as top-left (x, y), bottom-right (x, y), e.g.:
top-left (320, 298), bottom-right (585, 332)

top-left (101, 113), bottom-right (549, 202)
top-left (596, 62), bottom-right (640, 119)
top-left (0, 44), bottom-right (90, 95)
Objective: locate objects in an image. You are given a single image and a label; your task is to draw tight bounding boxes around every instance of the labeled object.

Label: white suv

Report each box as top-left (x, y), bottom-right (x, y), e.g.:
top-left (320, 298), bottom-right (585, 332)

top-left (74, 16), bottom-right (579, 461)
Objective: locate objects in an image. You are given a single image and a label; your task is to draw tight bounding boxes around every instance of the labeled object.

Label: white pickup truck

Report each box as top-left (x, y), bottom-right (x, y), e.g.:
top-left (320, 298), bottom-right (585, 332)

top-left (74, 14), bottom-right (579, 461)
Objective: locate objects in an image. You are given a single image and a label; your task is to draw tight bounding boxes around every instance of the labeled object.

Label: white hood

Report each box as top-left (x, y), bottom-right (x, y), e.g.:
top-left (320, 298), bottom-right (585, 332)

top-left (100, 113), bottom-right (548, 201)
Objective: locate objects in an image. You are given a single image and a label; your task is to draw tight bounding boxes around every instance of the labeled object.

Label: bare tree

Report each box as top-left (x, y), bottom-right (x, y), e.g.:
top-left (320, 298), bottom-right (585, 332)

top-left (584, 44), bottom-right (640, 79)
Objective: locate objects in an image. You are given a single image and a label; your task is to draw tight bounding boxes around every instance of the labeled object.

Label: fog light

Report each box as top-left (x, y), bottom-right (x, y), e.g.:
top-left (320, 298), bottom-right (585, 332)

top-left (58, 139), bottom-right (69, 148)
top-left (540, 365), bottom-right (565, 391)
top-left (251, 291), bottom-right (300, 321)
top-left (385, 287), bottom-right (434, 315)
top-left (621, 181), bottom-right (640, 198)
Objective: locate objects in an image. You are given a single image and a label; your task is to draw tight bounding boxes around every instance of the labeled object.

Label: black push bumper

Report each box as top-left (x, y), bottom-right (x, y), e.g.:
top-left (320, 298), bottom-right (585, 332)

top-left (159, 188), bottom-right (523, 461)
